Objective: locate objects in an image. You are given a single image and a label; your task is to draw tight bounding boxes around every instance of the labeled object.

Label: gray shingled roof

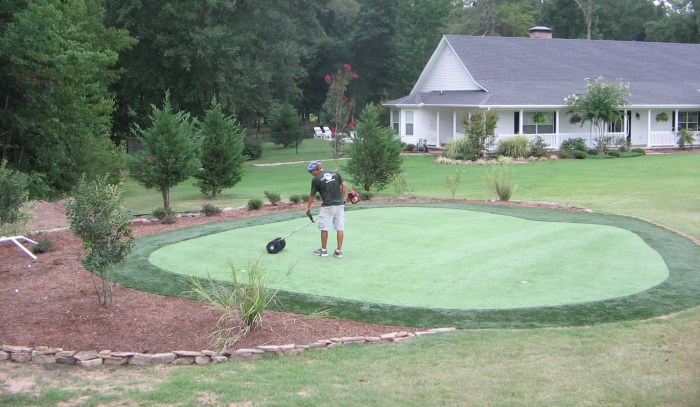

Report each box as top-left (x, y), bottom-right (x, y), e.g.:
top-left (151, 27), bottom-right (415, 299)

top-left (386, 35), bottom-right (700, 108)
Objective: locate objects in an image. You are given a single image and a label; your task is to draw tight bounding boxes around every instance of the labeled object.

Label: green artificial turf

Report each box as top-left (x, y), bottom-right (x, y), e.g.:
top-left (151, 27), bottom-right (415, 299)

top-left (149, 207), bottom-right (668, 310)
top-left (112, 203), bottom-right (700, 329)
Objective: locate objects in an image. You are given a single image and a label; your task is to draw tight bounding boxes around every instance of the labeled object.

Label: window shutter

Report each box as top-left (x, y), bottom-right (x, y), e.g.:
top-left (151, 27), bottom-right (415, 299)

top-left (514, 112), bottom-right (519, 134)
top-left (672, 112), bottom-right (676, 130)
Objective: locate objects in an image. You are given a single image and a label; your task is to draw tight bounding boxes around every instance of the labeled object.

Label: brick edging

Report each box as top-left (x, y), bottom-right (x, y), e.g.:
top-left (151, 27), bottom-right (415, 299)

top-left (0, 328), bottom-right (456, 368)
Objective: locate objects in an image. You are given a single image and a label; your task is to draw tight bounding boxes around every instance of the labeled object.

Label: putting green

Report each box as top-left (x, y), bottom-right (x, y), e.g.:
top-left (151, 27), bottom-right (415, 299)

top-left (149, 207), bottom-right (668, 310)
top-left (113, 203), bottom-right (700, 328)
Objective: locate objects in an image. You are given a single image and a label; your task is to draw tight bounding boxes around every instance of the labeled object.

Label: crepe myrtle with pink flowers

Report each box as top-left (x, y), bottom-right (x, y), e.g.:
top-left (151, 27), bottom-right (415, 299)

top-left (321, 64), bottom-right (359, 168)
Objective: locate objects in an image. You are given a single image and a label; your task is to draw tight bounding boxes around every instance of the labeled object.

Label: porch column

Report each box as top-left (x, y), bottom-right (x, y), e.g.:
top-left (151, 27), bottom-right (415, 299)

top-left (436, 110), bottom-right (440, 146)
top-left (646, 109), bottom-right (651, 148)
top-left (453, 111), bottom-right (457, 139)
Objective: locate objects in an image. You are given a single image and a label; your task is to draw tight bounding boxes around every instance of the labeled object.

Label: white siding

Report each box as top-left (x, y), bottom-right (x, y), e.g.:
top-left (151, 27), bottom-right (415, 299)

top-left (415, 46), bottom-right (481, 93)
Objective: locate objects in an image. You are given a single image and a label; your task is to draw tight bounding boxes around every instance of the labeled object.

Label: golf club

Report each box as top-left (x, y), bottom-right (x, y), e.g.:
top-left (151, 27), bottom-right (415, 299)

top-left (266, 212), bottom-right (314, 254)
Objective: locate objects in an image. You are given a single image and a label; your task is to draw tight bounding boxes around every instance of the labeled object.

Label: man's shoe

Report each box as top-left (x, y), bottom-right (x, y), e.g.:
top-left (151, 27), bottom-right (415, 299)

top-left (333, 249), bottom-right (343, 258)
top-left (313, 248), bottom-right (328, 257)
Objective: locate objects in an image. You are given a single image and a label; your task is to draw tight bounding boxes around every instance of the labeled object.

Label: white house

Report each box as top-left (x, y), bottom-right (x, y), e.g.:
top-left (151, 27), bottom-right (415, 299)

top-left (383, 28), bottom-right (700, 150)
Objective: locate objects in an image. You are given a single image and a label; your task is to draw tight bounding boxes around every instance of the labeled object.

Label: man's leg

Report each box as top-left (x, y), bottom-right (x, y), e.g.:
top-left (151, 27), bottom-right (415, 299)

top-left (336, 230), bottom-right (343, 250)
top-left (320, 230), bottom-right (329, 250)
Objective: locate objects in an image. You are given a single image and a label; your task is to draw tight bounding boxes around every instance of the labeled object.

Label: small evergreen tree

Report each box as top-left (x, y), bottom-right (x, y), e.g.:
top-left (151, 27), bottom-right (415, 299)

top-left (66, 175), bottom-right (134, 308)
top-left (195, 98), bottom-right (246, 197)
top-left (128, 92), bottom-right (200, 208)
top-left (268, 102), bottom-right (305, 148)
top-left (344, 104), bottom-right (404, 192)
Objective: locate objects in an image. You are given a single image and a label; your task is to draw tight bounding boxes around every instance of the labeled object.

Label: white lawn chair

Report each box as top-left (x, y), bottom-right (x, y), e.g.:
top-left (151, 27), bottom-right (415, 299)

top-left (322, 127), bottom-right (333, 140)
top-left (0, 235), bottom-right (38, 260)
top-left (313, 127), bottom-right (325, 139)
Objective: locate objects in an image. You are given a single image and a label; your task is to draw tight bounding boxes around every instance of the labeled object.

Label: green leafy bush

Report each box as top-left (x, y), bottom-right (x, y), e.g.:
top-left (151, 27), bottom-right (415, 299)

top-left (630, 148), bottom-right (646, 155)
top-left (587, 148), bottom-right (599, 155)
top-left (0, 160), bottom-right (30, 226)
top-left (572, 150), bottom-right (588, 159)
top-left (152, 207), bottom-right (176, 224)
top-left (560, 137), bottom-right (588, 152)
top-left (677, 128), bottom-right (696, 149)
top-left (498, 136), bottom-right (530, 158)
top-left (242, 141), bottom-right (263, 160)
top-left (264, 191), bottom-right (281, 205)
top-left (358, 190), bottom-right (373, 200)
top-left (607, 150), bottom-right (621, 157)
top-left (248, 198), bottom-right (263, 210)
top-left (200, 203), bottom-right (222, 217)
top-left (289, 195), bottom-right (302, 204)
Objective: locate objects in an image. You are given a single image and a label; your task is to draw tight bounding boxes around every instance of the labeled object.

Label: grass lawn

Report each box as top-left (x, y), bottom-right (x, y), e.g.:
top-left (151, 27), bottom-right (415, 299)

top-left (3, 148), bottom-right (698, 406)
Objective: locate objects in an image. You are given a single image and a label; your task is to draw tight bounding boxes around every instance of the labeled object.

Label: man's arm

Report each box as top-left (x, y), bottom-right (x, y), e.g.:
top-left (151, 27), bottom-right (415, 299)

top-left (340, 181), bottom-right (347, 203)
top-left (306, 194), bottom-right (315, 214)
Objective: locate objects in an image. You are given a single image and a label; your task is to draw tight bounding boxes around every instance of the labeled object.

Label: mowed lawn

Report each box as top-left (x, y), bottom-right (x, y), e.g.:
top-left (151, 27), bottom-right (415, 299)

top-left (2, 145), bottom-right (699, 406)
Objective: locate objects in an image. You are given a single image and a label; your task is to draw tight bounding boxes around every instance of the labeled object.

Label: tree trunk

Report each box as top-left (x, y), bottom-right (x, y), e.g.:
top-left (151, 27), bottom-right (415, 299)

top-left (162, 183), bottom-right (170, 209)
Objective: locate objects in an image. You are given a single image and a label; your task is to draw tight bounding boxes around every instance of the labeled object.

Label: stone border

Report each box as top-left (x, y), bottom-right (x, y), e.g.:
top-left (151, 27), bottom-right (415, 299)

top-left (0, 328), bottom-right (456, 368)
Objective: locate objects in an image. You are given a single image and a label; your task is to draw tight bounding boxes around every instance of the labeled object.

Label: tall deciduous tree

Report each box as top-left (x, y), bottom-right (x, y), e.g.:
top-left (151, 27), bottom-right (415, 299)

top-left (0, 0), bottom-right (133, 197)
top-left (106, 0), bottom-right (324, 135)
top-left (194, 99), bottom-right (245, 198)
top-left (448, 0), bottom-right (537, 37)
top-left (128, 93), bottom-right (200, 209)
top-left (565, 77), bottom-right (630, 151)
top-left (344, 103), bottom-right (403, 192)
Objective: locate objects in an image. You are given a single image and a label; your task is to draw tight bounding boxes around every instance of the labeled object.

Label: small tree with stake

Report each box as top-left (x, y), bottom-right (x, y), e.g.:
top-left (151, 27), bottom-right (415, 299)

top-left (67, 175), bottom-right (133, 308)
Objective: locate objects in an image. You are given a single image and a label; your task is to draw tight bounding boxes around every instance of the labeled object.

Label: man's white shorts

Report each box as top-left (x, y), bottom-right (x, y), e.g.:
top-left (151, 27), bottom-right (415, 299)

top-left (317, 205), bottom-right (345, 231)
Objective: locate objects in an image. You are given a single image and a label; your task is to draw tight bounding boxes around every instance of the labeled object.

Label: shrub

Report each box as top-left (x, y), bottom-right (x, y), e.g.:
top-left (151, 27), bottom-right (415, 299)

top-left (201, 203), bottom-right (223, 217)
top-left (607, 150), bottom-right (621, 157)
top-left (358, 190), bottom-right (373, 200)
top-left (403, 143), bottom-right (415, 151)
top-left (152, 207), bottom-right (176, 224)
top-left (485, 162), bottom-right (516, 201)
top-left (289, 195), bottom-right (302, 204)
top-left (242, 141), bottom-right (263, 160)
top-left (630, 148), bottom-right (646, 155)
top-left (677, 128), bottom-right (696, 149)
top-left (498, 136), bottom-right (530, 158)
top-left (31, 234), bottom-right (55, 254)
top-left (572, 150), bottom-right (588, 159)
top-left (248, 198), bottom-right (263, 210)
top-left (446, 170), bottom-right (462, 199)
top-left (66, 175), bottom-right (134, 307)
top-left (0, 160), bottom-right (30, 227)
top-left (264, 191), bottom-right (281, 205)
top-left (187, 258), bottom-right (287, 350)
top-left (444, 137), bottom-right (477, 160)
top-left (560, 137), bottom-right (588, 152)
top-left (529, 136), bottom-right (549, 158)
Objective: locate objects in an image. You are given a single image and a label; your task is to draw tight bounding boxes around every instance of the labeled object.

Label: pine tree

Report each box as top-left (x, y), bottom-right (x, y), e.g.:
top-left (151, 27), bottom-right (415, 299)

top-left (128, 92), bottom-right (200, 208)
top-left (195, 99), bottom-right (246, 197)
top-left (344, 104), bottom-right (403, 192)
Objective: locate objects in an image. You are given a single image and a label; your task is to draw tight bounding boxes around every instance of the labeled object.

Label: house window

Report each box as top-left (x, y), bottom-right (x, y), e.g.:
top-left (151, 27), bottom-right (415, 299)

top-left (607, 114), bottom-right (624, 133)
top-left (392, 111), bottom-right (400, 133)
top-left (405, 111), bottom-right (414, 136)
top-left (522, 112), bottom-right (554, 134)
top-left (679, 111), bottom-right (699, 130)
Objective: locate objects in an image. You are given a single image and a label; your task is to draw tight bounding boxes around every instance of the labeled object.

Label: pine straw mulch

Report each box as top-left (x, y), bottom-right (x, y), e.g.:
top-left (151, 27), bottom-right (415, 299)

top-left (0, 198), bottom-right (583, 354)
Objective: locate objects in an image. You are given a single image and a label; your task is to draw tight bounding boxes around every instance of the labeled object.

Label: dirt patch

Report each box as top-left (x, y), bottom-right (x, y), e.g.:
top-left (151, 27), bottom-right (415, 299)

top-left (0, 198), bottom-right (583, 354)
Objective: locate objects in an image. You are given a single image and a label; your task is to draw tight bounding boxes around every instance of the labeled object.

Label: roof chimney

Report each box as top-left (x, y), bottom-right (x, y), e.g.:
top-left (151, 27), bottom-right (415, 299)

top-left (529, 26), bottom-right (553, 39)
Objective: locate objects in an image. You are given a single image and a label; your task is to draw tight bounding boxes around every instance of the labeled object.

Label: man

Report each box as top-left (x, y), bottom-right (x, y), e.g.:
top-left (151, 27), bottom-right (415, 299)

top-left (306, 160), bottom-right (346, 257)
